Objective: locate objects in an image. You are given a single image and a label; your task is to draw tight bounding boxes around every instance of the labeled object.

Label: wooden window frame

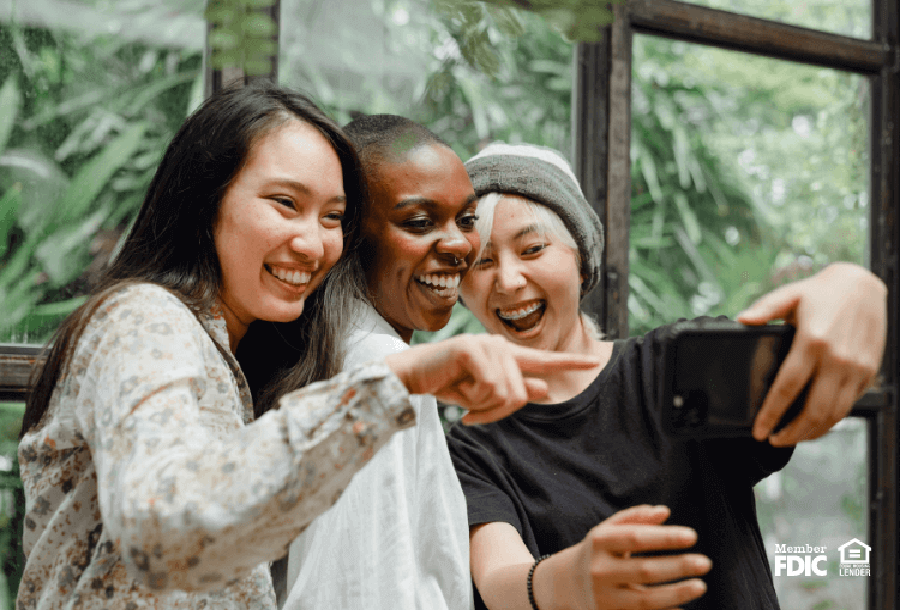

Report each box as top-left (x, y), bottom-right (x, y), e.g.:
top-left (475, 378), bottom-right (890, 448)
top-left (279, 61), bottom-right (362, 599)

top-left (573, 2), bottom-right (899, 609)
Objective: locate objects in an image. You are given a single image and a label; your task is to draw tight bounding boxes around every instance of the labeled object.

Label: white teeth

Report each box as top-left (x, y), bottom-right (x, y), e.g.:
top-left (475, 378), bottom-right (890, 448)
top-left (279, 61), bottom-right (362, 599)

top-left (269, 266), bottom-right (311, 286)
top-left (416, 274), bottom-right (460, 289)
top-left (497, 302), bottom-right (543, 321)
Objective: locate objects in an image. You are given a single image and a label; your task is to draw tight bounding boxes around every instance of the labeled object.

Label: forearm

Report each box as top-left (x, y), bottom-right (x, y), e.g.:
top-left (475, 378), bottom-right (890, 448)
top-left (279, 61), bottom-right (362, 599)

top-left (477, 549), bottom-right (579, 610)
top-left (101, 363), bottom-right (415, 591)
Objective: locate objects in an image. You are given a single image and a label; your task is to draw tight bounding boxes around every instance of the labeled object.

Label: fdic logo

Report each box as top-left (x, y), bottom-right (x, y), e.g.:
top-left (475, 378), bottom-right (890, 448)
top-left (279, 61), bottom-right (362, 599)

top-left (773, 539), bottom-right (871, 577)
top-left (773, 544), bottom-right (828, 576)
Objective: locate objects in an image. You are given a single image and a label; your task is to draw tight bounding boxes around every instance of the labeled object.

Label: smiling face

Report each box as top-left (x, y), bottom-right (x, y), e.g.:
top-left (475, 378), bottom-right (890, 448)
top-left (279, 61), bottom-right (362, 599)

top-left (460, 195), bottom-right (583, 352)
top-left (362, 142), bottom-right (478, 342)
top-left (214, 119), bottom-right (347, 348)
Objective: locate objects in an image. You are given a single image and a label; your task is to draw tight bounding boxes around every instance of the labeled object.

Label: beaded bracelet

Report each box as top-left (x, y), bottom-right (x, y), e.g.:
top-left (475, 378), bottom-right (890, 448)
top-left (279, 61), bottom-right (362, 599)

top-left (527, 554), bottom-right (553, 610)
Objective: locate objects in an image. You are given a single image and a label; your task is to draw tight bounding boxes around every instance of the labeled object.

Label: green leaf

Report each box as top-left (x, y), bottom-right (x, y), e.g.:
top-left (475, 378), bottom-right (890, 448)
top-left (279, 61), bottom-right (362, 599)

top-left (673, 192), bottom-right (701, 244)
top-left (21, 89), bottom-right (107, 130)
top-left (0, 232), bottom-right (41, 290)
top-left (639, 155), bottom-right (664, 204)
top-left (129, 72), bottom-right (199, 116)
top-left (30, 296), bottom-right (88, 318)
top-left (53, 122), bottom-right (148, 230)
top-left (0, 76), bottom-right (20, 152)
top-left (0, 270), bottom-right (43, 336)
top-left (0, 184), bottom-right (22, 258)
top-left (36, 208), bottom-right (109, 286)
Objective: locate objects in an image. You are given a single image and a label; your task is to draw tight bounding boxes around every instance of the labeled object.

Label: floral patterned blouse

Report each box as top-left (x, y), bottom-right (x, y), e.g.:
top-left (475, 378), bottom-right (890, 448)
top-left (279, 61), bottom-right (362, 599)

top-left (17, 283), bottom-right (416, 610)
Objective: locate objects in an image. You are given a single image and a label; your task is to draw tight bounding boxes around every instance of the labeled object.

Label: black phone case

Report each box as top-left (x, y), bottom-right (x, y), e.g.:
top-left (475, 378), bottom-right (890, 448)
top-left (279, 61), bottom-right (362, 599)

top-left (659, 319), bottom-right (808, 438)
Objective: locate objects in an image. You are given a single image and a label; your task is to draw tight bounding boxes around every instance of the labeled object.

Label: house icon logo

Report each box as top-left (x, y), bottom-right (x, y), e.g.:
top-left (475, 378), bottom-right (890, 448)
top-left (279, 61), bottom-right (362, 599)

top-left (839, 538), bottom-right (870, 564)
top-left (838, 538), bottom-right (871, 576)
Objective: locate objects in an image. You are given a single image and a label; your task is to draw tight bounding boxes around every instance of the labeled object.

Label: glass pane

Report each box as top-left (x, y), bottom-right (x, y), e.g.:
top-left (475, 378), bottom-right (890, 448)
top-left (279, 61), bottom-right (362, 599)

top-left (629, 35), bottom-right (869, 336)
top-left (279, 0), bottom-right (573, 162)
top-left (755, 417), bottom-right (869, 607)
top-left (680, 0), bottom-right (871, 40)
top-left (0, 1), bottom-right (205, 344)
top-left (279, 0), bottom-right (574, 345)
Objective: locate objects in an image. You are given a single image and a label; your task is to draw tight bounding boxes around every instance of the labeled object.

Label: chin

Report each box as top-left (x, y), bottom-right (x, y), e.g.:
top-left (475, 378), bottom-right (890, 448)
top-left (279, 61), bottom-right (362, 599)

top-left (262, 303), bottom-right (307, 323)
top-left (420, 314), bottom-right (453, 333)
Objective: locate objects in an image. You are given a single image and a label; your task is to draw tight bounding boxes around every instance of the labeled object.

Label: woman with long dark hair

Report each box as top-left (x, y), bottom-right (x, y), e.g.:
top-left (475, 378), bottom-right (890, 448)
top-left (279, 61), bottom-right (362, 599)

top-left (16, 87), bottom-right (596, 610)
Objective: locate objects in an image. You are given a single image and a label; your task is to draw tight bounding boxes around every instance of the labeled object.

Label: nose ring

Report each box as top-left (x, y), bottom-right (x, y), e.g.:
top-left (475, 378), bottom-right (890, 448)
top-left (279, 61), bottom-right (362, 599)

top-left (451, 255), bottom-right (460, 266)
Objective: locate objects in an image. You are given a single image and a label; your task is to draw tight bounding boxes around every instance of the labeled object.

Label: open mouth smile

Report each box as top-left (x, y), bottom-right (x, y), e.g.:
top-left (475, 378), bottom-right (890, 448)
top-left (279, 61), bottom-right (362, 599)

top-left (414, 273), bottom-right (461, 297)
top-left (266, 264), bottom-right (312, 287)
top-left (496, 300), bottom-right (546, 333)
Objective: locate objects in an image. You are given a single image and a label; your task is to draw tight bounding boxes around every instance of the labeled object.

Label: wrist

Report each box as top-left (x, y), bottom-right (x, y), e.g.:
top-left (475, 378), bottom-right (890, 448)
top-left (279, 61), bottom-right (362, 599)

top-left (531, 549), bottom-right (582, 610)
top-left (528, 555), bottom-right (552, 610)
top-left (384, 352), bottom-right (414, 393)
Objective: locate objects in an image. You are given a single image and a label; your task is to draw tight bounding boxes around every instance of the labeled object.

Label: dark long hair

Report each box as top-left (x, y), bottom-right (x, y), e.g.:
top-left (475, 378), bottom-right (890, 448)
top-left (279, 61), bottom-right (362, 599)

top-left (22, 82), bottom-right (366, 436)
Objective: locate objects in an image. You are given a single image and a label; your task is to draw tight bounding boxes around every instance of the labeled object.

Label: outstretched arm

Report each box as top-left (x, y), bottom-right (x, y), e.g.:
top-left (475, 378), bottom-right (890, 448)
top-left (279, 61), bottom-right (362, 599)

top-left (471, 506), bottom-right (711, 610)
top-left (738, 262), bottom-right (886, 446)
top-left (386, 333), bottom-right (599, 425)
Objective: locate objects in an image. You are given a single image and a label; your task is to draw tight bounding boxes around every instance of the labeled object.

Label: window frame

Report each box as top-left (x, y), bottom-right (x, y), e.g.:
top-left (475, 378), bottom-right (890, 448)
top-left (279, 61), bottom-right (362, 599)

top-left (572, 2), bottom-right (898, 609)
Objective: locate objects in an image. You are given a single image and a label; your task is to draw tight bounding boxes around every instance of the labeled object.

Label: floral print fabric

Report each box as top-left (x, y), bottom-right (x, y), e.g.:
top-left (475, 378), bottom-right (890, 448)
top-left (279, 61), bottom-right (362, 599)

top-left (17, 283), bottom-right (415, 610)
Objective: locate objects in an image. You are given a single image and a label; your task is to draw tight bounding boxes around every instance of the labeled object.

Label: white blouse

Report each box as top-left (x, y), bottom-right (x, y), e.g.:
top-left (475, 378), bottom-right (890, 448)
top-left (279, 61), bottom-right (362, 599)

top-left (17, 283), bottom-right (415, 610)
top-left (284, 299), bottom-right (473, 610)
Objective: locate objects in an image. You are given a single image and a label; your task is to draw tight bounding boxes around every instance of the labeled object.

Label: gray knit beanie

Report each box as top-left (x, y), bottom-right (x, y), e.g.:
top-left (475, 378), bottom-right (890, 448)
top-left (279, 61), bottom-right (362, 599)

top-left (465, 143), bottom-right (604, 295)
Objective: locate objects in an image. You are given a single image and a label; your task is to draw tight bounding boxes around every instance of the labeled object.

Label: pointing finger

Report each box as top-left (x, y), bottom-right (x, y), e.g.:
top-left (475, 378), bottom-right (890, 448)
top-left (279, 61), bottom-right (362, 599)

top-left (513, 347), bottom-right (600, 374)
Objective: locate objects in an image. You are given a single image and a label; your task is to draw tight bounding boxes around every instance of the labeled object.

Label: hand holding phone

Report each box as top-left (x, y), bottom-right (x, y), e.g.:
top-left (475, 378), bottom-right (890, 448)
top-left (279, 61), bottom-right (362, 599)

top-left (737, 263), bottom-right (884, 445)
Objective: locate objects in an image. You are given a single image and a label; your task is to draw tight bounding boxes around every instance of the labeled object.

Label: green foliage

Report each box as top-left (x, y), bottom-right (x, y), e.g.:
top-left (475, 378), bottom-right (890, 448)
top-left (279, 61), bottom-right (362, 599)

top-left (630, 38), bottom-right (766, 334)
top-left (0, 22), bottom-right (202, 343)
top-left (0, 403), bottom-right (24, 610)
top-left (206, 0), bottom-right (278, 75)
top-left (418, 3), bottom-right (575, 159)
top-left (628, 35), bottom-right (868, 335)
top-left (470, 0), bottom-right (623, 41)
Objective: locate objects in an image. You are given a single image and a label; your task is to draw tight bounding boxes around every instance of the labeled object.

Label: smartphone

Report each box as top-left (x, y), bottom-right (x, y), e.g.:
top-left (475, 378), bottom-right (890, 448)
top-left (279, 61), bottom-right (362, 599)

top-left (660, 319), bottom-right (808, 438)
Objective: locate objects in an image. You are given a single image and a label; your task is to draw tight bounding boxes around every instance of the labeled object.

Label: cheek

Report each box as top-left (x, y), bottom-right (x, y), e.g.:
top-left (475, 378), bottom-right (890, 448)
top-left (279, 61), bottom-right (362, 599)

top-left (460, 274), bottom-right (492, 320)
top-left (464, 233), bottom-right (480, 262)
top-left (323, 230), bottom-right (344, 265)
top-left (382, 235), bottom-right (427, 279)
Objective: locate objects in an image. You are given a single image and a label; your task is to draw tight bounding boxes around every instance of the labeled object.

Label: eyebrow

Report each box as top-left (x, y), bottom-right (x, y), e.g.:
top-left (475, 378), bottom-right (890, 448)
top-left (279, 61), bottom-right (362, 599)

top-left (480, 223), bottom-right (544, 253)
top-left (393, 193), bottom-right (478, 211)
top-left (514, 223), bottom-right (543, 240)
top-left (266, 178), bottom-right (347, 203)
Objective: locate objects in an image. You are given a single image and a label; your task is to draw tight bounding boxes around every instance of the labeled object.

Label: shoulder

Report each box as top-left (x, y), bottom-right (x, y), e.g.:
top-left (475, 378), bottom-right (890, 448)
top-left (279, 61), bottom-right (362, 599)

top-left (342, 301), bottom-right (408, 368)
top-left (74, 282), bottom-right (212, 372)
top-left (90, 283), bottom-right (197, 327)
top-left (446, 418), bottom-right (506, 467)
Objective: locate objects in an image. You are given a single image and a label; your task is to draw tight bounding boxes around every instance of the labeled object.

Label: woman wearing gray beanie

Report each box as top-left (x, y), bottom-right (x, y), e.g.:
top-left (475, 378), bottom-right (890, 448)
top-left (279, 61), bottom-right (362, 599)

top-left (447, 142), bottom-right (886, 610)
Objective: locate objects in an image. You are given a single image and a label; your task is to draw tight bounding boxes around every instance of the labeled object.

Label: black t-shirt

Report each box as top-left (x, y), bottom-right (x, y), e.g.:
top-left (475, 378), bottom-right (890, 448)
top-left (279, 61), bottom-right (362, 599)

top-left (448, 326), bottom-right (794, 610)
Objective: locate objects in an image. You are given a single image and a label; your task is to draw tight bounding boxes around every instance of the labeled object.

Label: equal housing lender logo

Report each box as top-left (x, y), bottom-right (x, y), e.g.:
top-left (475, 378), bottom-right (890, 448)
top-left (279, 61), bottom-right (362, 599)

top-left (773, 538), bottom-right (871, 577)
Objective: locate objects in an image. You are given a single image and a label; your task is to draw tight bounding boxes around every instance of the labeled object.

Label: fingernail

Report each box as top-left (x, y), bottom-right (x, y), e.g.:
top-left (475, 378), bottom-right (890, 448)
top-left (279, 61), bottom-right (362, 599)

top-left (769, 434), bottom-right (791, 446)
top-left (678, 527), bottom-right (698, 541)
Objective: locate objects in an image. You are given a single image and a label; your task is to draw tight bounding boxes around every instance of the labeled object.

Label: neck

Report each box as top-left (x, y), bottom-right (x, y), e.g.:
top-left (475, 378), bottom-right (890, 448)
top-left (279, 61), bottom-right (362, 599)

top-left (540, 318), bottom-right (611, 404)
top-left (218, 299), bottom-right (248, 352)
